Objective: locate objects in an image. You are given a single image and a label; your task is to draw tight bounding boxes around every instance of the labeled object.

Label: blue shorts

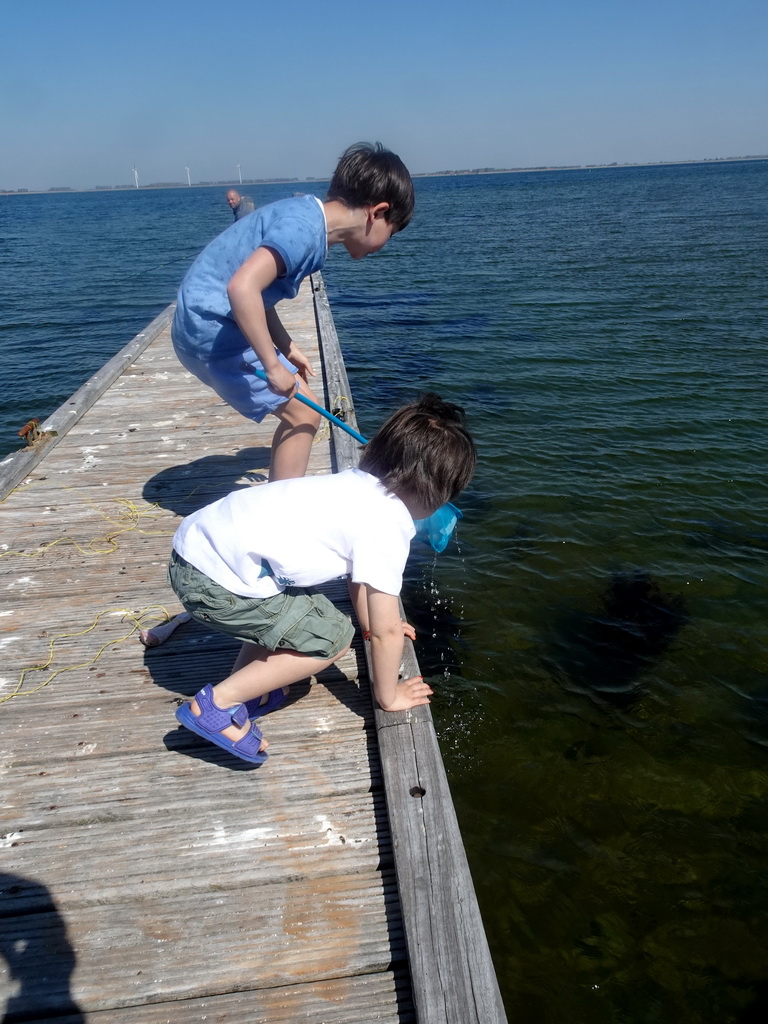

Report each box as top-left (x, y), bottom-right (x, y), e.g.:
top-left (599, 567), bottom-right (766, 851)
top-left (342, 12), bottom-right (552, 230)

top-left (172, 317), bottom-right (297, 423)
top-left (168, 551), bottom-right (354, 660)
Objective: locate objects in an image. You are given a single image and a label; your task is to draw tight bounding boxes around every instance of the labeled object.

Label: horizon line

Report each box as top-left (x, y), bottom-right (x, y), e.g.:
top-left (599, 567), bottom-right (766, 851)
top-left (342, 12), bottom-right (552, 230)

top-left (3, 154), bottom-right (767, 196)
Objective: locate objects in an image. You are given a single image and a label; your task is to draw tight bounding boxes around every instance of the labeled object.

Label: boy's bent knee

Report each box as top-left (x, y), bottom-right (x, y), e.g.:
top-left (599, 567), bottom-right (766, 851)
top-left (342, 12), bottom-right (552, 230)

top-left (330, 643), bottom-right (351, 663)
top-left (277, 396), bottom-right (321, 431)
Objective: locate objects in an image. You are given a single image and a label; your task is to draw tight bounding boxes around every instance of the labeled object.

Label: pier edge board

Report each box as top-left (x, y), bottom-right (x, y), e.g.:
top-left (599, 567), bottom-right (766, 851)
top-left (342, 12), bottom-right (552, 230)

top-left (312, 273), bottom-right (508, 1024)
top-left (311, 273), bottom-right (365, 470)
top-left (0, 304), bottom-right (175, 500)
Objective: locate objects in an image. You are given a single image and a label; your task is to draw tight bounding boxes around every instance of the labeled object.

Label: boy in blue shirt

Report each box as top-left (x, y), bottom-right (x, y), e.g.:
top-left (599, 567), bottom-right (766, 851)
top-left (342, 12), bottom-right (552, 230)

top-left (172, 142), bottom-right (414, 481)
top-left (170, 393), bottom-right (476, 766)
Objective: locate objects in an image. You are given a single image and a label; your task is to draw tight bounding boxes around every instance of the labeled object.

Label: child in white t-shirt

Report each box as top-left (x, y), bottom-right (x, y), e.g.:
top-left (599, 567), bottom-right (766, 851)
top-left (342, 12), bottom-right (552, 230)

top-left (169, 393), bottom-right (477, 765)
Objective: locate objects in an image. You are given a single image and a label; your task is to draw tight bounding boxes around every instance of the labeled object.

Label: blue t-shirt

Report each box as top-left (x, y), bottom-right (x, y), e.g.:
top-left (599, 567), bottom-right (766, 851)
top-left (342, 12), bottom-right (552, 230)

top-left (173, 194), bottom-right (327, 360)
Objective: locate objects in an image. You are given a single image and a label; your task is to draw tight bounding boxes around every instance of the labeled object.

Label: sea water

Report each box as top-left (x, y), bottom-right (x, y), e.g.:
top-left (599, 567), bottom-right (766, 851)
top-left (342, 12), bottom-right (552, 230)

top-left (1, 162), bottom-right (767, 1022)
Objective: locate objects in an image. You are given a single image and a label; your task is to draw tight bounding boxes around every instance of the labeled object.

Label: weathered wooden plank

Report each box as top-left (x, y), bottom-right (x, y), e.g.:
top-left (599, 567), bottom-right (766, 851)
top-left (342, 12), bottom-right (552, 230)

top-left (2, 689), bottom-right (380, 771)
top-left (2, 637), bottom-right (368, 712)
top-left (0, 305), bottom-right (175, 499)
top-left (2, 794), bottom-right (394, 913)
top-left (0, 874), bottom-right (407, 1015)
top-left (370, 633), bottom-right (507, 1023)
top-left (0, 444), bottom-right (330, 516)
top-left (0, 577), bottom-right (362, 721)
top-left (5, 637), bottom-right (366, 719)
top-left (311, 273), bottom-right (367, 471)
top-left (377, 719), bottom-right (507, 1024)
top-left (19, 974), bottom-right (416, 1024)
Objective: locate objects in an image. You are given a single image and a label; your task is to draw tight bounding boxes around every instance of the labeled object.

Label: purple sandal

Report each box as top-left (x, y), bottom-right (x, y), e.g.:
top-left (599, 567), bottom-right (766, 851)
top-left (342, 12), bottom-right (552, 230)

top-left (176, 684), bottom-right (268, 765)
top-left (244, 687), bottom-right (288, 721)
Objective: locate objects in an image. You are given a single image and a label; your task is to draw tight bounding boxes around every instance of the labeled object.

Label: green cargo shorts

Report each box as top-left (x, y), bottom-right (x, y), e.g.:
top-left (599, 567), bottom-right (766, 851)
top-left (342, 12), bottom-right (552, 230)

top-left (168, 551), bottom-right (354, 660)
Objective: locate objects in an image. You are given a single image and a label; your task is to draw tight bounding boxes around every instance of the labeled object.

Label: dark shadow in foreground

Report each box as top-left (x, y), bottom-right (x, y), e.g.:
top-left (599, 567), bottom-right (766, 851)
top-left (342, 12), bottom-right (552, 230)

top-left (1, 872), bottom-right (85, 1023)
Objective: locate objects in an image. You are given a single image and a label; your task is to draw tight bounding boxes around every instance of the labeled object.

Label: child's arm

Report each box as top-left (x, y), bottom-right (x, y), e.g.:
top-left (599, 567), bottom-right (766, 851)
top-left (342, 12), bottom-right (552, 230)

top-left (265, 307), bottom-right (315, 382)
top-left (348, 581), bottom-right (416, 642)
top-left (347, 580), bottom-right (370, 633)
top-left (356, 585), bottom-right (432, 712)
top-left (227, 247), bottom-right (297, 397)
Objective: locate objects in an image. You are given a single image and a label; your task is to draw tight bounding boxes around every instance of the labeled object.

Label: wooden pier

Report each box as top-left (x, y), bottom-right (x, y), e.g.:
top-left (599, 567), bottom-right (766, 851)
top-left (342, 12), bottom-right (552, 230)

top-left (0, 278), bottom-right (507, 1023)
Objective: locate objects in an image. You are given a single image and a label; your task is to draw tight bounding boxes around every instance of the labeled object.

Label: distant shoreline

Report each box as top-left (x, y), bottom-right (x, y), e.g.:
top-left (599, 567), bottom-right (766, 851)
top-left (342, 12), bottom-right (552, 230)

top-left (3, 155), bottom-right (767, 197)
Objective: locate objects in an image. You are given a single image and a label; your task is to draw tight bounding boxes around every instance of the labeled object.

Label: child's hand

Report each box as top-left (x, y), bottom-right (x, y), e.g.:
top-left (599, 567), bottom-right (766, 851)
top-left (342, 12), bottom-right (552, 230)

top-left (381, 676), bottom-right (433, 712)
top-left (266, 363), bottom-right (297, 397)
top-left (287, 344), bottom-right (316, 382)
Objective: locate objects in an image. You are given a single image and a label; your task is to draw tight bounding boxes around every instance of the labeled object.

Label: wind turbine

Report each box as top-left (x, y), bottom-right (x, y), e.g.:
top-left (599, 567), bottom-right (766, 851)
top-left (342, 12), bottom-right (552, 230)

top-left (185, 166), bottom-right (191, 186)
top-left (237, 163), bottom-right (242, 185)
top-left (132, 165), bottom-right (139, 189)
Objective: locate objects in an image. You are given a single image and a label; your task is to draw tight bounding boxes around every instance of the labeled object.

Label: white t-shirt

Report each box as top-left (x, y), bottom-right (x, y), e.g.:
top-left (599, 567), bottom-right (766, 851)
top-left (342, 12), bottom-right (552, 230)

top-left (172, 468), bottom-right (415, 599)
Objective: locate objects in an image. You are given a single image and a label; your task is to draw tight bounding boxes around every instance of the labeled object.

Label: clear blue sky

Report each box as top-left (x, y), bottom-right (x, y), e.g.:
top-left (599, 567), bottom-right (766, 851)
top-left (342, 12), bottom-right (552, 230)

top-left (1, 0), bottom-right (766, 190)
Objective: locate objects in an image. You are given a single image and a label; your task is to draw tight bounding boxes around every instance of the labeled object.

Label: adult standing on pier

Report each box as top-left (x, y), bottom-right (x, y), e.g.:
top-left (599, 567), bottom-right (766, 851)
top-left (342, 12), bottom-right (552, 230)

top-left (173, 143), bottom-right (414, 481)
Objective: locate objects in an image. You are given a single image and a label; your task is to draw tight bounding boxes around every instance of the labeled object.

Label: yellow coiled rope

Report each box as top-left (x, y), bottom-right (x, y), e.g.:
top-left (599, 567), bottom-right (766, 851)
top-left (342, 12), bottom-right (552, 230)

top-left (0, 605), bottom-right (174, 705)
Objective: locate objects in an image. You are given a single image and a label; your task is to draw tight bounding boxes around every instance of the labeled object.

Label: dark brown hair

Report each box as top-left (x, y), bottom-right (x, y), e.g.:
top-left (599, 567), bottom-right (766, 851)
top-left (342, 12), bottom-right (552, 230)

top-left (359, 393), bottom-right (476, 510)
top-left (327, 142), bottom-right (414, 231)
